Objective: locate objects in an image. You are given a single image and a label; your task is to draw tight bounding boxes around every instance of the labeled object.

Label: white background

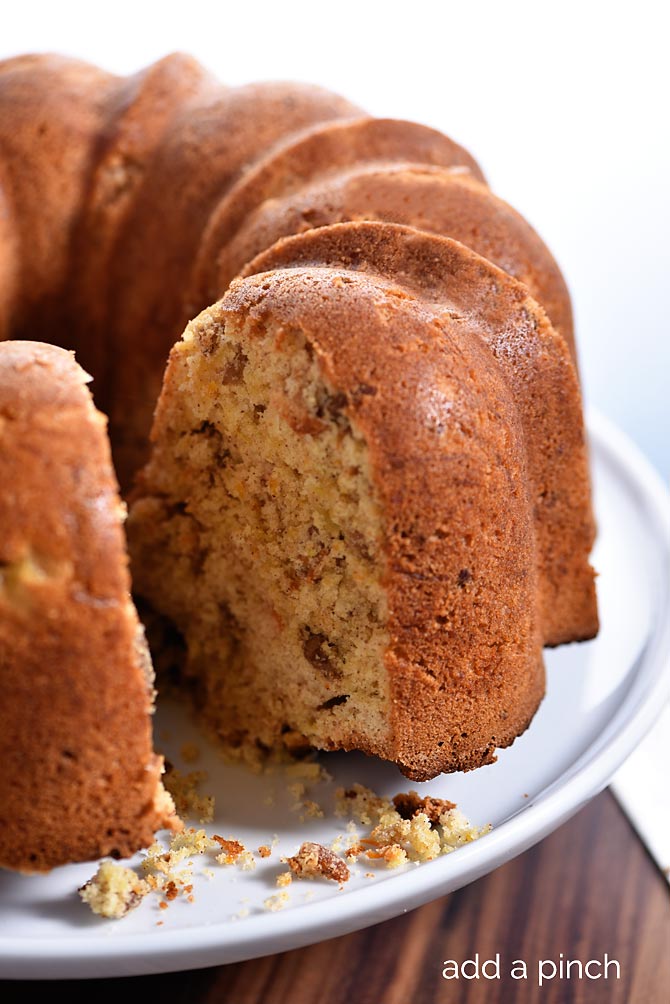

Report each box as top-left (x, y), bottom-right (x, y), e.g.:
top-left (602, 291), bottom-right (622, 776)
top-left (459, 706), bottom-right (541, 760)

top-left (2, 0), bottom-right (669, 477)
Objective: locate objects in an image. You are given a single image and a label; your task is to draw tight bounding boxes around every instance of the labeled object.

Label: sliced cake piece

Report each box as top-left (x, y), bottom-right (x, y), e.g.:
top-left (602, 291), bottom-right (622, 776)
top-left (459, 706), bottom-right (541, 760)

top-left (0, 341), bottom-right (178, 872)
top-left (129, 222), bottom-right (597, 780)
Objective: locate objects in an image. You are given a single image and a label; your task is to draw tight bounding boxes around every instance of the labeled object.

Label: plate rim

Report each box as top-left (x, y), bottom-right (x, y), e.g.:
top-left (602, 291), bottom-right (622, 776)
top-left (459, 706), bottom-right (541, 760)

top-left (2, 407), bottom-right (669, 977)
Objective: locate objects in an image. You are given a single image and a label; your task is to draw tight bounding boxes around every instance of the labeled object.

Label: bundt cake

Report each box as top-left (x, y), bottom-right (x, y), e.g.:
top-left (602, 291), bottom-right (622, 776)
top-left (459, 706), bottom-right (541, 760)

top-left (0, 342), bottom-right (178, 872)
top-left (0, 53), bottom-right (598, 865)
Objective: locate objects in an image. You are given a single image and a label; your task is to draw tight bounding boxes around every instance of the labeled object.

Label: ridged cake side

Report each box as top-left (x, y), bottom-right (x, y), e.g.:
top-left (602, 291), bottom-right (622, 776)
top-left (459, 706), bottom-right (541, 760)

top-left (203, 163), bottom-right (576, 364)
top-left (246, 222), bottom-right (598, 648)
top-left (0, 342), bottom-right (178, 871)
top-left (0, 53), bottom-right (363, 487)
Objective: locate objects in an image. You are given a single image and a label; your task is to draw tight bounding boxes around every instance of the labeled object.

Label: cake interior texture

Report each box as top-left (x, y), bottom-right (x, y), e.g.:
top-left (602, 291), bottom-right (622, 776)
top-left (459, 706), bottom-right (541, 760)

top-left (130, 311), bottom-right (393, 760)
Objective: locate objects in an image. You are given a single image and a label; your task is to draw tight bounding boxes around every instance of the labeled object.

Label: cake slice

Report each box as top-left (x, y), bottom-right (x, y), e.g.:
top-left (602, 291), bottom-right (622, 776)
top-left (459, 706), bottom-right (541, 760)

top-left (128, 222), bottom-right (597, 781)
top-left (0, 342), bottom-right (178, 871)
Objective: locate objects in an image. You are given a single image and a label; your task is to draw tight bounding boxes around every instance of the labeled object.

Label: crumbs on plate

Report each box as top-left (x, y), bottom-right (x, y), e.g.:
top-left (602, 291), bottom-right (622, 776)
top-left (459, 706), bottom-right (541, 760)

top-left (336, 784), bottom-right (490, 868)
top-left (263, 890), bottom-right (290, 912)
top-left (79, 773), bottom-right (490, 920)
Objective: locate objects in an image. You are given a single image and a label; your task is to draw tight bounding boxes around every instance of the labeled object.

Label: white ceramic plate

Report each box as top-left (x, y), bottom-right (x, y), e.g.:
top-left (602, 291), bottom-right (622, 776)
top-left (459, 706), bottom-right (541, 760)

top-left (1, 409), bottom-right (669, 980)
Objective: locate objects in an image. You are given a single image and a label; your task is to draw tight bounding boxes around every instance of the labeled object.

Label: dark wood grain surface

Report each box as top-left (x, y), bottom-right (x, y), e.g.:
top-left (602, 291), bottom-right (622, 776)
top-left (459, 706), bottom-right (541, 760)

top-left (3, 789), bottom-right (668, 1002)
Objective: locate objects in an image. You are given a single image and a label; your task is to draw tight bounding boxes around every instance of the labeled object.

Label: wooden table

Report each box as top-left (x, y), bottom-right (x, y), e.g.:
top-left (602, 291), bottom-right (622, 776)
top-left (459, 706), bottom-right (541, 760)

top-left (2, 789), bottom-right (668, 1002)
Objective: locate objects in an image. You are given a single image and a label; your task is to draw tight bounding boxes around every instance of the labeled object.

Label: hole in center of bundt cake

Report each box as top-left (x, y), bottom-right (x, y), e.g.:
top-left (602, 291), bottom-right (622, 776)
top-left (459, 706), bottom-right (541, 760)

top-left (128, 309), bottom-right (392, 759)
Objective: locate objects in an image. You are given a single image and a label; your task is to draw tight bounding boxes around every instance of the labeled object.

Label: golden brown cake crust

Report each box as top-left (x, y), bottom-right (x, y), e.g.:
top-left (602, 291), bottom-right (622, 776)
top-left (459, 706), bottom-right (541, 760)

top-left (65, 53), bottom-right (216, 405)
top-left (209, 164), bottom-right (576, 364)
top-left (0, 55), bottom-right (118, 341)
top-left (0, 342), bottom-right (178, 872)
top-left (245, 223), bottom-right (598, 653)
top-left (191, 116), bottom-right (485, 308)
top-left (0, 178), bottom-right (16, 342)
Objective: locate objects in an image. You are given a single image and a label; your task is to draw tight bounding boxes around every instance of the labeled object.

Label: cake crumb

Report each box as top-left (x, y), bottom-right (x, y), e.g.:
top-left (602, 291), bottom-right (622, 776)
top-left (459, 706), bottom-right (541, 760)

top-left (392, 790), bottom-right (456, 824)
top-left (284, 761), bottom-right (330, 783)
top-left (164, 880), bottom-right (179, 901)
top-left (276, 870), bottom-right (293, 887)
top-left (212, 836), bottom-right (256, 870)
top-left (335, 783), bottom-right (391, 824)
top-left (287, 781), bottom-right (306, 806)
top-left (264, 891), bottom-right (290, 912)
top-left (288, 769), bottom-right (325, 819)
top-left (142, 827), bottom-right (213, 898)
top-left (163, 765), bottom-right (214, 822)
top-left (143, 828), bottom-right (212, 876)
top-left (239, 850), bottom-right (256, 871)
top-left (170, 827), bottom-right (214, 856)
top-left (363, 842), bottom-right (408, 868)
top-left (258, 844), bottom-right (272, 858)
top-left (301, 799), bottom-right (324, 819)
top-left (286, 841), bottom-right (350, 883)
top-left (79, 861), bottom-right (149, 919)
top-left (82, 827), bottom-right (221, 921)
top-left (439, 807), bottom-right (492, 851)
top-left (338, 785), bottom-right (490, 869)
top-left (212, 836), bottom-right (245, 865)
